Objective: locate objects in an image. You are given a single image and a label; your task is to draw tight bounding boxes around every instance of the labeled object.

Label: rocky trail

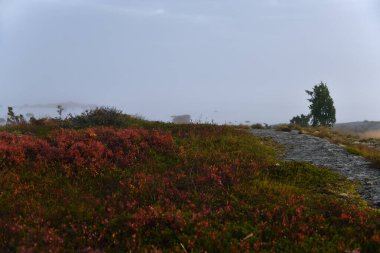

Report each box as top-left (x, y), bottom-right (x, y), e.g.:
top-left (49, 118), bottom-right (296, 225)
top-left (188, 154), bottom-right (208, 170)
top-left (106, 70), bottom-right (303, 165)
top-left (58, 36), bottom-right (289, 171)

top-left (252, 129), bottom-right (380, 208)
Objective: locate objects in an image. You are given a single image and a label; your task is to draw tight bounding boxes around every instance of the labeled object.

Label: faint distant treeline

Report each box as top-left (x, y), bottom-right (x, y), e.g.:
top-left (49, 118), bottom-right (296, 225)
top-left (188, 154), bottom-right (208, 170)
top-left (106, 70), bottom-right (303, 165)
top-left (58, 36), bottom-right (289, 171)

top-left (15, 102), bottom-right (97, 110)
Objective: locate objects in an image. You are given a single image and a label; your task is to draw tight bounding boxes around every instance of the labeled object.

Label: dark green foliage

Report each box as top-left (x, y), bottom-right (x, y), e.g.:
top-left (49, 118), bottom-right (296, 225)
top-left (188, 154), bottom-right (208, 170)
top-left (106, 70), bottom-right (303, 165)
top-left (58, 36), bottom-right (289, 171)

top-left (68, 107), bottom-right (126, 128)
top-left (306, 82), bottom-right (336, 127)
top-left (290, 114), bottom-right (310, 127)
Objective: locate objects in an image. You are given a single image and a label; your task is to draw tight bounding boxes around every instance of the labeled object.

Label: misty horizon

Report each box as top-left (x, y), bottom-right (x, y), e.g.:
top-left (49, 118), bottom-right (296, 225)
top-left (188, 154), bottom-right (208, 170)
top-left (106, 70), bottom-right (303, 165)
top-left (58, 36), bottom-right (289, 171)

top-left (0, 101), bottom-right (379, 126)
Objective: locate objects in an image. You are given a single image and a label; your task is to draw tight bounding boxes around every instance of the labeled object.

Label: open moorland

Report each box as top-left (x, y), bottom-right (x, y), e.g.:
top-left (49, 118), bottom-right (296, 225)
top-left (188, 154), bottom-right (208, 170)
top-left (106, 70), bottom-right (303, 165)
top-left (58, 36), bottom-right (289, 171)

top-left (0, 108), bottom-right (379, 252)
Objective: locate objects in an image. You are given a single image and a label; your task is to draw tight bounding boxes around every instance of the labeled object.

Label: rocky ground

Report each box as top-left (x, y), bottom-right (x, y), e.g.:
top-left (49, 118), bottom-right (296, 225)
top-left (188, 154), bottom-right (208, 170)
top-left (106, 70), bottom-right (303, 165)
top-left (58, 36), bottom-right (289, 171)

top-left (252, 129), bottom-right (380, 208)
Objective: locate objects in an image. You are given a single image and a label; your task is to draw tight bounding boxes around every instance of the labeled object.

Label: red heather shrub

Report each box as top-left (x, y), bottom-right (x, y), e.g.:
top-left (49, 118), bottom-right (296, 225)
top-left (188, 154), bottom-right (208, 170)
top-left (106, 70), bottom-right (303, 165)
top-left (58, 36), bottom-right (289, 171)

top-left (92, 128), bottom-right (145, 167)
top-left (63, 140), bottom-right (111, 174)
top-left (47, 129), bottom-right (88, 149)
top-left (94, 127), bottom-right (173, 150)
top-left (18, 135), bottom-right (53, 168)
top-left (146, 130), bottom-right (174, 151)
top-left (92, 127), bottom-right (174, 167)
top-left (0, 142), bottom-right (26, 169)
top-left (0, 132), bottom-right (52, 170)
top-left (48, 127), bottom-right (174, 172)
top-left (196, 165), bottom-right (236, 187)
top-left (0, 132), bottom-right (18, 143)
top-left (0, 127), bottom-right (174, 174)
top-left (129, 205), bottom-right (186, 234)
top-left (47, 128), bottom-right (111, 173)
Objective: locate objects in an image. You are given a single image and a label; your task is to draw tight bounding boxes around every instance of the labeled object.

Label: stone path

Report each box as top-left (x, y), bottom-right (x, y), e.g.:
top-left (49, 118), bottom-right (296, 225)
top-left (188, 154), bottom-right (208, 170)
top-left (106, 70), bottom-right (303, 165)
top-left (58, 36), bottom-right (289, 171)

top-left (252, 129), bottom-right (380, 208)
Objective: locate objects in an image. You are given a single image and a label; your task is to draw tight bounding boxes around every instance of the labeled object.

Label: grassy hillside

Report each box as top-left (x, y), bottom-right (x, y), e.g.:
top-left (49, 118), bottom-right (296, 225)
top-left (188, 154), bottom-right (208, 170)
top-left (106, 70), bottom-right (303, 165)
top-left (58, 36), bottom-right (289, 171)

top-left (0, 111), bottom-right (379, 252)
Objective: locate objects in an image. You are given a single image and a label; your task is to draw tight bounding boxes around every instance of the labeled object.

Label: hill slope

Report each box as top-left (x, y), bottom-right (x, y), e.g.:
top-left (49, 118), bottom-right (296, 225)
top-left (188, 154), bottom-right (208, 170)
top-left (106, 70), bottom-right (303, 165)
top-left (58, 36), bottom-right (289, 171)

top-left (0, 114), bottom-right (379, 252)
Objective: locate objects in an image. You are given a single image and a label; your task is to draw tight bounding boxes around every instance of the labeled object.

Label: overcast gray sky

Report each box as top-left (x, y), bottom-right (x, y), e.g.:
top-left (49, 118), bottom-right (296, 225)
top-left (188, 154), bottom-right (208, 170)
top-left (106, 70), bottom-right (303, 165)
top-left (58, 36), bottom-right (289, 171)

top-left (1, 0), bottom-right (379, 123)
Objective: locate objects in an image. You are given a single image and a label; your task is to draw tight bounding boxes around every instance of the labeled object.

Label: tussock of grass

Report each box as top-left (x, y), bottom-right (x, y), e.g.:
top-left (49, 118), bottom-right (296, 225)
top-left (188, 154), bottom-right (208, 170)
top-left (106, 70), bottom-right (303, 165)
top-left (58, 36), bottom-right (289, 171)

top-left (0, 119), bottom-right (379, 252)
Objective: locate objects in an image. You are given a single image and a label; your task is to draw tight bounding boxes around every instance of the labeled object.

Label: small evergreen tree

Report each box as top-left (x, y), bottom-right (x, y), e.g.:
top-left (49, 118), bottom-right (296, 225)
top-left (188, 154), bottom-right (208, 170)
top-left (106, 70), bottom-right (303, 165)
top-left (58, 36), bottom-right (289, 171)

top-left (7, 107), bottom-right (16, 124)
top-left (306, 82), bottom-right (336, 127)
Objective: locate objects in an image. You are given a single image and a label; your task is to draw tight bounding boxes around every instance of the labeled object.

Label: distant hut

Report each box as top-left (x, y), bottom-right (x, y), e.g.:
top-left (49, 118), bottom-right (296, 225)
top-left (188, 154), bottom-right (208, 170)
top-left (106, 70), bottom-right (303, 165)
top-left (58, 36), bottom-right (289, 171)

top-left (171, 115), bottom-right (191, 124)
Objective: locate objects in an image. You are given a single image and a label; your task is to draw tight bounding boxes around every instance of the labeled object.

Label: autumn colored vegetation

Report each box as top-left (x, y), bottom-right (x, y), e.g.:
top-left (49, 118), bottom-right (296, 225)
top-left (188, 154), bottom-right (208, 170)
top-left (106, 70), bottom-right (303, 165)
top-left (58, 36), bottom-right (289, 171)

top-left (0, 110), bottom-right (379, 252)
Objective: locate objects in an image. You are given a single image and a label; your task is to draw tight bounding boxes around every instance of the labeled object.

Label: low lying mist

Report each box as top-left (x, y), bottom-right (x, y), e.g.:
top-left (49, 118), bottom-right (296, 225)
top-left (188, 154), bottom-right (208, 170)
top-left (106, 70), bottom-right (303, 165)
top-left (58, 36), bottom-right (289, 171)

top-left (0, 102), bottom-right (98, 120)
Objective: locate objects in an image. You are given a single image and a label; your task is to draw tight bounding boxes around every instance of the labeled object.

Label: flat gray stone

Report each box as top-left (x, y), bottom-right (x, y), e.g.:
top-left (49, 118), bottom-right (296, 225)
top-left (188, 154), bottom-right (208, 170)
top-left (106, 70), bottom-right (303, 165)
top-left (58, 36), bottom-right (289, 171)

top-left (252, 129), bottom-right (380, 208)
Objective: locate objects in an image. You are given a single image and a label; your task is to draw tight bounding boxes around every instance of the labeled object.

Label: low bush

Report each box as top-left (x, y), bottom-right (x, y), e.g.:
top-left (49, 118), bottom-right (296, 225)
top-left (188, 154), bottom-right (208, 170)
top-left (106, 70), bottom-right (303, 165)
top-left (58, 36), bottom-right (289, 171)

top-left (67, 107), bottom-right (126, 128)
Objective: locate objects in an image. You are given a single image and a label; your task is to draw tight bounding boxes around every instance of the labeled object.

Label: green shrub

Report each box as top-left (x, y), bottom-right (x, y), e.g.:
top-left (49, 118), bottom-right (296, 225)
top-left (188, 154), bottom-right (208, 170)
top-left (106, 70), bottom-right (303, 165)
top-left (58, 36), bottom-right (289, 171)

top-left (68, 107), bottom-right (126, 128)
top-left (290, 114), bottom-right (310, 127)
